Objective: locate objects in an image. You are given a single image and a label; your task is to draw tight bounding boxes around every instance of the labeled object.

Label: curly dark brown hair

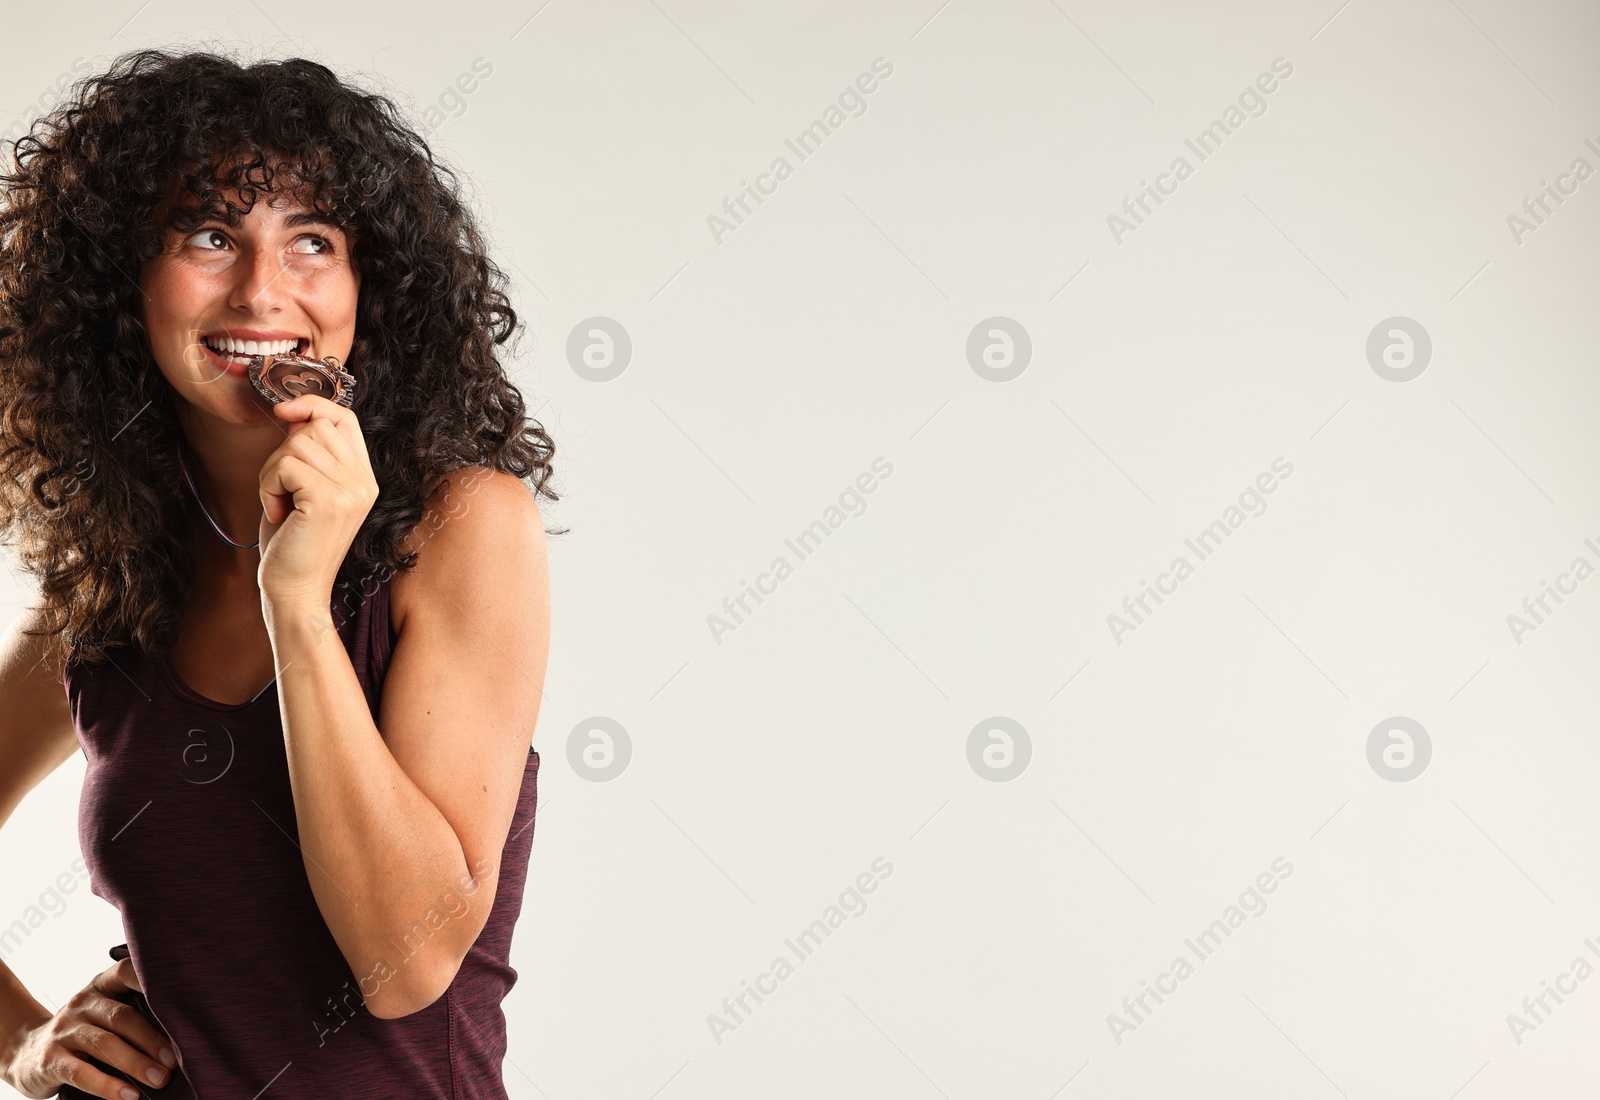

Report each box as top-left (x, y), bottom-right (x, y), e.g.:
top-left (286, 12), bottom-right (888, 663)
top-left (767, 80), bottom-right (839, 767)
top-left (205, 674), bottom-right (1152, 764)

top-left (0, 48), bottom-right (561, 667)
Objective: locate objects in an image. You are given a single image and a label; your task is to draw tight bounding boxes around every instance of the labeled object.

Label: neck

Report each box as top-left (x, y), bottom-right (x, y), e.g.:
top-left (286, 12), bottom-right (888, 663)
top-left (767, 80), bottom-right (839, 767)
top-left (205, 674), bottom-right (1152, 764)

top-left (178, 408), bottom-right (283, 571)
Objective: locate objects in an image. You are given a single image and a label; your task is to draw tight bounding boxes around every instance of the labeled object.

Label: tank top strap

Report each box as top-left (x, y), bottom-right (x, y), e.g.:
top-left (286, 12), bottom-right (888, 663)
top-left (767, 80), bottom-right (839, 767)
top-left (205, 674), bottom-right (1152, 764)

top-left (330, 570), bottom-right (396, 717)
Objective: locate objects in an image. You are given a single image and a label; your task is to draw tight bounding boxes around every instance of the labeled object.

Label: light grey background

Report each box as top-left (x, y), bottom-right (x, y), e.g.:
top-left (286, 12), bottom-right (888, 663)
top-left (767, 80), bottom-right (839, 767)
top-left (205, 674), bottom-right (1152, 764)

top-left (3, 0), bottom-right (1599, 1096)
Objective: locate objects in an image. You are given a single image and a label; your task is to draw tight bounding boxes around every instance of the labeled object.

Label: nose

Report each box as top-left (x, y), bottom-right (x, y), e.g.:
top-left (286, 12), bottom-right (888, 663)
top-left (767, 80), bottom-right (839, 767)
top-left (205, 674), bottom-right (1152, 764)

top-left (227, 242), bottom-right (288, 314)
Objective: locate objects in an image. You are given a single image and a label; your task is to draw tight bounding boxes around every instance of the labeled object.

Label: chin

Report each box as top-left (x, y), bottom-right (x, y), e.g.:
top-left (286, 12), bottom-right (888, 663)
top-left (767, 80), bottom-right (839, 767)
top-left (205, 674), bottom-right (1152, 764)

top-left (178, 384), bottom-right (272, 427)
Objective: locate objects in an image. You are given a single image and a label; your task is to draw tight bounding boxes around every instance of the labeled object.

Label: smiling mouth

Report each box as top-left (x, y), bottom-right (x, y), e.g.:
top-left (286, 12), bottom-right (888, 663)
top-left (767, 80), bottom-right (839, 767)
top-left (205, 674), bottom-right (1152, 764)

top-left (198, 335), bottom-right (310, 366)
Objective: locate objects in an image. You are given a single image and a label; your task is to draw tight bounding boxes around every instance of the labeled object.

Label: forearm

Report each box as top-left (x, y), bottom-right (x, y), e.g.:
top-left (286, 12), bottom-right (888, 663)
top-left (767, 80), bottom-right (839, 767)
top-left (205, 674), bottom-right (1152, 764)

top-left (0, 959), bottom-right (50, 1082)
top-left (265, 599), bottom-right (483, 1015)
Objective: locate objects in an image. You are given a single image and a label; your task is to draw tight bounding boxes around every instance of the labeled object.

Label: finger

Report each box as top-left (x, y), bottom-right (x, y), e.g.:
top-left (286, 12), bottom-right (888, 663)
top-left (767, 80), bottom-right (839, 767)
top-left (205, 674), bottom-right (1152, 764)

top-left (52, 1051), bottom-right (146, 1100)
top-left (272, 399), bottom-right (372, 496)
top-left (66, 1020), bottom-right (173, 1092)
top-left (260, 450), bottom-right (339, 511)
top-left (259, 452), bottom-right (343, 524)
top-left (86, 990), bottom-right (176, 1068)
top-left (293, 410), bottom-right (360, 469)
top-left (93, 958), bottom-right (140, 997)
top-left (281, 420), bottom-right (361, 490)
top-left (283, 434), bottom-right (362, 511)
top-left (277, 431), bottom-right (345, 489)
top-left (270, 395), bottom-right (334, 446)
top-left (275, 395), bottom-right (369, 464)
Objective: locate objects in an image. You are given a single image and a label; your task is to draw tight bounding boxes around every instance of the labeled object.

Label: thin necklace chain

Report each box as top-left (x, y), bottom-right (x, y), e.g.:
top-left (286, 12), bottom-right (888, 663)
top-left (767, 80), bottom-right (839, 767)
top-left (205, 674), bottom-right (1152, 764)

top-left (176, 444), bottom-right (259, 550)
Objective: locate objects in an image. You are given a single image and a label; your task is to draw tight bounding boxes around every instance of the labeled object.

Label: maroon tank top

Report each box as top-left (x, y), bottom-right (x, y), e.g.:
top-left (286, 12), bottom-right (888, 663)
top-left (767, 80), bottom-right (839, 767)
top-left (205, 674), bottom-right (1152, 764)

top-left (61, 573), bottom-right (540, 1099)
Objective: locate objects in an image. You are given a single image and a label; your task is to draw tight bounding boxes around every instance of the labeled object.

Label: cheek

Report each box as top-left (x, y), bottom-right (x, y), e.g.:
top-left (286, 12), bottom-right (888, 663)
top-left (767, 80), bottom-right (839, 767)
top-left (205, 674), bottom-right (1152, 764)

top-left (303, 265), bottom-right (361, 329)
top-left (143, 262), bottom-right (222, 337)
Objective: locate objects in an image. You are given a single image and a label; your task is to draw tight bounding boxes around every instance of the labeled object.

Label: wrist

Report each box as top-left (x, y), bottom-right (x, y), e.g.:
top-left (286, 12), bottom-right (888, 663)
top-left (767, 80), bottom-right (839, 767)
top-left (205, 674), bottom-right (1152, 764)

top-left (0, 999), bottom-right (48, 1085)
top-left (262, 581), bottom-right (332, 612)
top-left (264, 595), bottom-right (337, 649)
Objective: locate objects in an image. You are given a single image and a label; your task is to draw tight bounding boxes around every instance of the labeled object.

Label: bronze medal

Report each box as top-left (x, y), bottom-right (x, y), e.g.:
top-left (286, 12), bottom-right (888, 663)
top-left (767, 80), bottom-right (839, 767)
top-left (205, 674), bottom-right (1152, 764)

top-left (247, 352), bottom-right (358, 408)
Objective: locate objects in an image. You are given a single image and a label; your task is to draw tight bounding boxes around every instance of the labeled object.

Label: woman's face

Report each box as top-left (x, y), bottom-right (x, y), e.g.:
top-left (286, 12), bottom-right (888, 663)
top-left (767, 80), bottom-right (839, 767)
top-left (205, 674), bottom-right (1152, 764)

top-left (138, 182), bottom-right (360, 428)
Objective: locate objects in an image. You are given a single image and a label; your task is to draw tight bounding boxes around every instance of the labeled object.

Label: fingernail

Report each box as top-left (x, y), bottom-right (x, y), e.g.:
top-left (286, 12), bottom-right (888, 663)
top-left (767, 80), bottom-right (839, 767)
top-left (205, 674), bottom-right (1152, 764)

top-left (121, 1088), bottom-right (139, 1100)
top-left (146, 1065), bottom-right (166, 1084)
top-left (159, 1046), bottom-right (175, 1066)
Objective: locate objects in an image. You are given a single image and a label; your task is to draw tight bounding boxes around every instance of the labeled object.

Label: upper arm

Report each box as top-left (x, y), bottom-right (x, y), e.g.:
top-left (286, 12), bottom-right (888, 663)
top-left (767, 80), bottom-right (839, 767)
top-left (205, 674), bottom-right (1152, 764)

top-left (380, 469), bottom-right (550, 937)
top-left (0, 605), bottom-right (80, 830)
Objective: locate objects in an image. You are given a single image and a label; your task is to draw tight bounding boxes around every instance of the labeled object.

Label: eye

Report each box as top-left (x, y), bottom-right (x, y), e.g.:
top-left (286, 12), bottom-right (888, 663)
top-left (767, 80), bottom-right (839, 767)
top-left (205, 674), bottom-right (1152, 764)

top-left (291, 235), bottom-right (334, 256)
top-left (186, 229), bottom-right (230, 251)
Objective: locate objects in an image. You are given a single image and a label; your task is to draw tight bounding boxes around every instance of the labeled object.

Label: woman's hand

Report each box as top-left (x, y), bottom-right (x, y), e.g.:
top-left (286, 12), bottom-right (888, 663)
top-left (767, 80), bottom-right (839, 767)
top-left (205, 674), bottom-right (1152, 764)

top-left (257, 394), bottom-right (379, 609)
top-left (2, 957), bottom-right (175, 1099)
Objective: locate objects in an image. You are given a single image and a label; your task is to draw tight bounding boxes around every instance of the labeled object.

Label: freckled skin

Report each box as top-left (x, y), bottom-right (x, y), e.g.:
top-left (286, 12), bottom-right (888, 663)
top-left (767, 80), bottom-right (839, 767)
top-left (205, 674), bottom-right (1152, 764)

top-left (136, 177), bottom-right (362, 557)
top-left (140, 189), bottom-right (359, 427)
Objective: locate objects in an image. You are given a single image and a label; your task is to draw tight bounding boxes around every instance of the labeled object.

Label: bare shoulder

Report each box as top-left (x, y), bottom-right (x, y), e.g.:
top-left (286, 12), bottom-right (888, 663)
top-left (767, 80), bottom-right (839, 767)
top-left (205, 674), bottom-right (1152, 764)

top-left (389, 467), bottom-right (548, 638)
top-left (0, 605), bottom-right (73, 712)
top-left (0, 604), bottom-right (80, 828)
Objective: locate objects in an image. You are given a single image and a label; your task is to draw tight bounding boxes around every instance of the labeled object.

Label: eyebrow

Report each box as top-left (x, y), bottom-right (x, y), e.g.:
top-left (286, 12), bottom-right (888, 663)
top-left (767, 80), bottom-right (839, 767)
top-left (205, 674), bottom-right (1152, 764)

top-left (164, 207), bottom-right (348, 233)
top-left (282, 211), bottom-right (346, 232)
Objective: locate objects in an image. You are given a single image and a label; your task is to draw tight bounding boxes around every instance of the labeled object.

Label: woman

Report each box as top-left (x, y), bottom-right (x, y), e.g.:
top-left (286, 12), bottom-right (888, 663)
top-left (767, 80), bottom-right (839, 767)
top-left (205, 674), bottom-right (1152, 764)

top-left (0, 49), bottom-right (557, 1098)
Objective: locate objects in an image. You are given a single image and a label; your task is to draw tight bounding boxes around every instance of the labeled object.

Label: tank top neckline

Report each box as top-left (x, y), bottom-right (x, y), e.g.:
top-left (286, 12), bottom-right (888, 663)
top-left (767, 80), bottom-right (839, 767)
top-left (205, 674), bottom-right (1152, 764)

top-left (154, 574), bottom-right (392, 713)
top-left (158, 647), bottom-right (275, 712)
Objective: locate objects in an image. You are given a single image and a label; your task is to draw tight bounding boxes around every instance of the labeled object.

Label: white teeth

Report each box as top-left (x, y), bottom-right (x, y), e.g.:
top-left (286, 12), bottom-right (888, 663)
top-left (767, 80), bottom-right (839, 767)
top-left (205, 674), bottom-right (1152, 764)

top-left (203, 336), bottom-right (299, 357)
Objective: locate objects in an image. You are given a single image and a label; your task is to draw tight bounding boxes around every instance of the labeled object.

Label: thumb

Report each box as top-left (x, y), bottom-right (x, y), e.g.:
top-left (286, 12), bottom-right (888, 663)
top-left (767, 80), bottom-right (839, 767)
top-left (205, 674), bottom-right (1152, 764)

top-left (258, 507), bottom-right (284, 550)
top-left (107, 952), bottom-right (143, 997)
top-left (260, 486), bottom-right (293, 526)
